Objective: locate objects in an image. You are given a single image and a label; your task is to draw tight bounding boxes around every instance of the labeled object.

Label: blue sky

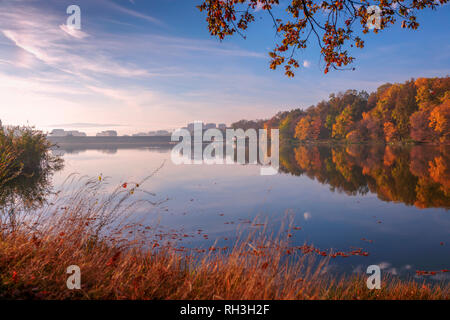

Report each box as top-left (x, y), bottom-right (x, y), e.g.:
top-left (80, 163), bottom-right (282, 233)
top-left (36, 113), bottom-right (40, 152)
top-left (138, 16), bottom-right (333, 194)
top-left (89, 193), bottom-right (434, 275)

top-left (0, 0), bottom-right (449, 135)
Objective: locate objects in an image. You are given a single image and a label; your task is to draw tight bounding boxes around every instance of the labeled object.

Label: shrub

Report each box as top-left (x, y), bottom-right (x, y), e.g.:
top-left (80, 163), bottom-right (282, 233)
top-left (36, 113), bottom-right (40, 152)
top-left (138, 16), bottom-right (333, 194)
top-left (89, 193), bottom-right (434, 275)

top-left (0, 126), bottom-right (63, 218)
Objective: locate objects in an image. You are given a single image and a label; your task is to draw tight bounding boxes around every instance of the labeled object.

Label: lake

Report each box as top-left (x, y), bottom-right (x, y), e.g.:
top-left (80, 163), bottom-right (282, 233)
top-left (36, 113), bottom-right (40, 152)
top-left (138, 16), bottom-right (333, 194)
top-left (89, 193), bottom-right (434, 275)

top-left (49, 143), bottom-right (449, 280)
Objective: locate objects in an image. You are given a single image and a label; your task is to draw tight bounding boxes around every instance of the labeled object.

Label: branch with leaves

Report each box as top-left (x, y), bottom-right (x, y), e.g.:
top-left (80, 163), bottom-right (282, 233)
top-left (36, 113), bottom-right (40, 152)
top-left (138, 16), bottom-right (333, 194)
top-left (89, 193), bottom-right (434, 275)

top-left (198, 0), bottom-right (447, 76)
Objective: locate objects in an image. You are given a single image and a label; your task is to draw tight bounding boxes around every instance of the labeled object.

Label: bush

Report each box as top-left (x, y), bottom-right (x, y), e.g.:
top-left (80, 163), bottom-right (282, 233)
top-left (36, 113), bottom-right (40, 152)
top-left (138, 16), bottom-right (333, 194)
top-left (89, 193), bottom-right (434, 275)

top-left (0, 126), bottom-right (63, 213)
top-left (0, 127), bottom-right (62, 181)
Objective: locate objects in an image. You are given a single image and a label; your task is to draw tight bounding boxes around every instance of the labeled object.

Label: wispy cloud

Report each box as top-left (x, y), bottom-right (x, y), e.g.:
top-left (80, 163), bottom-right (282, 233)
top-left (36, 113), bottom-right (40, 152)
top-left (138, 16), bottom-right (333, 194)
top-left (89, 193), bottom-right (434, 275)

top-left (1, 0), bottom-right (444, 134)
top-left (0, 1), bottom-right (263, 81)
top-left (59, 24), bottom-right (89, 39)
top-left (104, 0), bottom-right (164, 26)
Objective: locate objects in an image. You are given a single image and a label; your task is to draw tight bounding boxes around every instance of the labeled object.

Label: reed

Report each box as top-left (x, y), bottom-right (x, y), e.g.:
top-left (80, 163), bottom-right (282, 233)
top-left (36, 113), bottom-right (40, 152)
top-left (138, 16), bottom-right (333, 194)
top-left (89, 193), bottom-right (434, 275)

top-left (0, 176), bottom-right (448, 300)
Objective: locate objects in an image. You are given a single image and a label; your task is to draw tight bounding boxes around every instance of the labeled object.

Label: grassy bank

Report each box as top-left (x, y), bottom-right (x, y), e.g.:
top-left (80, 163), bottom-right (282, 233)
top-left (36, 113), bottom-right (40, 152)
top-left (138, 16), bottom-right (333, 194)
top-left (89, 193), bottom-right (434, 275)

top-left (0, 177), bottom-right (448, 300)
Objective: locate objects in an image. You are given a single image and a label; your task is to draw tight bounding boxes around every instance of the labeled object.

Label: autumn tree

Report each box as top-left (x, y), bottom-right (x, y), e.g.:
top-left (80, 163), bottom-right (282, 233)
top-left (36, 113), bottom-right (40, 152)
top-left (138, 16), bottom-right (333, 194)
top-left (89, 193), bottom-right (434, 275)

top-left (295, 114), bottom-right (322, 140)
top-left (329, 90), bottom-right (369, 138)
top-left (239, 76), bottom-right (448, 143)
top-left (279, 109), bottom-right (305, 142)
top-left (264, 110), bottom-right (292, 131)
top-left (346, 120), bottom-right (370, 142)
top-left (198, 0), bottom-right (447, 76)
top-left (415, 77), bottom-right (450, 110)
top-left (231, 119), bottom-right (266, 130)
top-left (410, 110), bottom-right (437, 142)
top-left (361, 111), bottom-right (383, 140)
top-left (410, 77), bottom-right (450, 142)
top-left (391, 80), bottom-right (418, 138)
top-left (383, 121), bottom-right (398, 142)
top-left (332, 105), bottom-right (355, 139)
top-left (429, 95), bottom-right (450, 143)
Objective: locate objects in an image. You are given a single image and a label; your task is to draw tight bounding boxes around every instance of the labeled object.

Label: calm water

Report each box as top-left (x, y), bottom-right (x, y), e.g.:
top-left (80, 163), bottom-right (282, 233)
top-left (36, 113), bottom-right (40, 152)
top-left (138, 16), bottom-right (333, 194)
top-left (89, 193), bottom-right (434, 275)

top-left (50, 143), bottom-right (450, 280)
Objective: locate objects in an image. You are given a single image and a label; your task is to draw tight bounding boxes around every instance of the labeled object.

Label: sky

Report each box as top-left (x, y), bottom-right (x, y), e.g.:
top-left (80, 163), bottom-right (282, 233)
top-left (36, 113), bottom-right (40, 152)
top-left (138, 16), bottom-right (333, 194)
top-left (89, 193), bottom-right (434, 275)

top-left (0, 0), bottom-right (449, 135)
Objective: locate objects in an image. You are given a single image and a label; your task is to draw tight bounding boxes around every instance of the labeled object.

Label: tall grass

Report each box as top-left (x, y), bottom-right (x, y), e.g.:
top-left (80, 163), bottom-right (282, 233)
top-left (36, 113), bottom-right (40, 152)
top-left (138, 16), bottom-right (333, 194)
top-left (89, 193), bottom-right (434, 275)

top-left (0, 144), bottom-right (22, 187)
top-left (0, 176), bottom-right (448, 300)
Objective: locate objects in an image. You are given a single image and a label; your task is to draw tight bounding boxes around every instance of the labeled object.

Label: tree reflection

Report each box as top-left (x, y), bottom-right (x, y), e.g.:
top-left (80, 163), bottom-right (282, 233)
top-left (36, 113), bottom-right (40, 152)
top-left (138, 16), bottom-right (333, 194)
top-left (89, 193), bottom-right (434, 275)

top-left (280, 143), bottom-right (450, 209)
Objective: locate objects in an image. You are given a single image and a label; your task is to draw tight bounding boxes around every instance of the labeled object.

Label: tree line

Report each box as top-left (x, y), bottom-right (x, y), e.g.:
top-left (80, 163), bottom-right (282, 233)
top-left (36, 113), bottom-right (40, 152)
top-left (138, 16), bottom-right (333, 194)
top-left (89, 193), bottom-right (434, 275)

top-left (232, 76), bottom-right (450, 143)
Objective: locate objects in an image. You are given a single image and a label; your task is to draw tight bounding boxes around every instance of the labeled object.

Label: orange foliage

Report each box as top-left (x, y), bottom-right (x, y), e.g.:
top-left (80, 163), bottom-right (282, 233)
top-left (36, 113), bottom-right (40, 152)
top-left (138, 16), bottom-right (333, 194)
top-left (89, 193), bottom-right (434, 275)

top-left (295, 116), bottom-right (321, 140)
top-left (253, 76), bottom-right (449, 143)
top-left (198, 0), bottom-right (446, 77)
top-left (429, 97), bottom-right (450, 143)
top-left (383, 122), bottom-right (398, 142)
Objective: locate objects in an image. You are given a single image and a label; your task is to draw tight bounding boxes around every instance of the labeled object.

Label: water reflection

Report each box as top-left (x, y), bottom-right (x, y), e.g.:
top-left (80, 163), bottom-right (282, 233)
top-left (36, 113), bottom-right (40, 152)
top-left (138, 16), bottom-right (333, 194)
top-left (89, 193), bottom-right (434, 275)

top-left (51, 142), bottom-right (450, 209)
top-left (1, 139), bottom-right (448, 279)
top-left (52, 145), bottom-right (172, 156)
top-left (0, 153), bottom-right (63, 226)
top-left (45, 142), bottom-right (449, 277)
top-left (279, 144), bottom-right (450, 209)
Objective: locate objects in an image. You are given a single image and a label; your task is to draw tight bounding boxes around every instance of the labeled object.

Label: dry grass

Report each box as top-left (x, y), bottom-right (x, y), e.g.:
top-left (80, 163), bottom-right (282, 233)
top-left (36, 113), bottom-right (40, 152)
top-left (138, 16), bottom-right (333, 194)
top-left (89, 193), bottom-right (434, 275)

top-left (0, 176), bottom-right (448, 300)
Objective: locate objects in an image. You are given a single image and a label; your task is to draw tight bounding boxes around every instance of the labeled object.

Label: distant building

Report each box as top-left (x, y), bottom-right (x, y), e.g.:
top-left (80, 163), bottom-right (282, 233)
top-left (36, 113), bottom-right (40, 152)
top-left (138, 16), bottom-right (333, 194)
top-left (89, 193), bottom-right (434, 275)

top-left (148, 130), bottom-right (170, 136)
top-left (204, 123), bottom-right (216, 130)
top-left (67, 130), bottom-right (86, 137)
top-left (49, 129), bottom-right (86, 137)
top-left (96, 130), bottom-right (117, 137)
top-left (132, 132), bottom-right (149, 137)
top-left (49, 129), bottom-right (66, 137)
top-left (218, 123), bottom-right (227, 130)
